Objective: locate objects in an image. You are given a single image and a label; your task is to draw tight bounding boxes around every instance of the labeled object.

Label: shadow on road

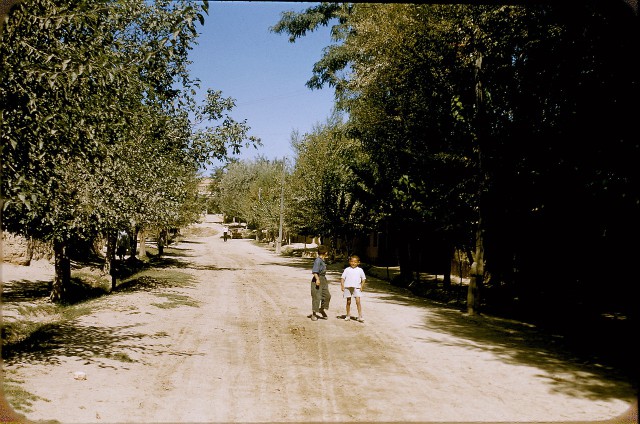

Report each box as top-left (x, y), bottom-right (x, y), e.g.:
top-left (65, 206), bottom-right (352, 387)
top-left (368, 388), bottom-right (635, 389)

top-left (1, 320), bottom-right (192, 369)
top-left (3, 234), bottom-right (636, 411)
top-left (358, 272), bottom-right (637, 402)
top-left (267, 251), bottom-right (638, 403)
top-left (1, 280), bottom-right (52, 301)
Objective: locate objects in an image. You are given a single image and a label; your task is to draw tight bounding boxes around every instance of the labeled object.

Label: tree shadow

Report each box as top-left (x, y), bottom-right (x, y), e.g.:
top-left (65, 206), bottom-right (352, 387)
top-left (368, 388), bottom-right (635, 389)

top-left (422, 307), bottom-right (636, 401)
top-left (188, 265), bottom-right (241, 271)
top-left (62, 277), bottom-right (110, 304)
top-left (159, 246), bottom-right (195, 256)
top-left (147, 256), bottom-right (192, 269)
top-left (258, 259), bottom-right (312, 271)
top-left (174, 240), bottom-right (205, 244)
top-left (1, 277), bottom-right (109, 305)
top-left (362, 274), bottom-right (638, 402)
top-left (114, 274), bottom-right (195, 293)
top-left (1, 320), bottom-right (196, 369)
top-left (1, 279), bottom-right (52, 302)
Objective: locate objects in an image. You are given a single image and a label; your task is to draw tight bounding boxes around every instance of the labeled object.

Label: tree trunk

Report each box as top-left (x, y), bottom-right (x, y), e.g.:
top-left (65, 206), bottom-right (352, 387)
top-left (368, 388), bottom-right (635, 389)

top-left (26, 236), bottom-right (34, 265)
top-left (467, 221), bottom-right (484, 315)
top-left (104, 232), bottom-right (117, 290)
top-left (50, 239), bottom-right (70, 302)
top-left (129, 226), bottom-right (138, 259)
top-left (396, 226), bottom-right (414, 287)
top-left (467, 50), bottom-right (486, 316)
top-left (139, 228), bottom-right (147, 258)
top-left (158, 228), bottom-right (167, 256)
top-left (442, 244), bottom-right (453, 291)
top-left (443, 264), bottom-right (452, 291)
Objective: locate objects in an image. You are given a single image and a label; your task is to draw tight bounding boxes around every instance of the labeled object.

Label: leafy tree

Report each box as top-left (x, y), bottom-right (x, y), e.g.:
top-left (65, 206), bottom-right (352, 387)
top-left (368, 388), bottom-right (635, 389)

top-left (1, 0), bottom-right (157, 300)
top-left (216, 157), bottom-right (284, 241)
top-left (275, 4), bottom-right (476, 284)
top-left (216, 160), bottom-right (254, 224)
top-left (288, 114), bottom-right (373, 254)
top-left (2, 0), bottom-right (259, 301)
top-left (250, 158), bottom-right (287, 241)
top-left (205, 166), bottom-right (227, 214)
top-left (273, 2), bottom-right (639, 323)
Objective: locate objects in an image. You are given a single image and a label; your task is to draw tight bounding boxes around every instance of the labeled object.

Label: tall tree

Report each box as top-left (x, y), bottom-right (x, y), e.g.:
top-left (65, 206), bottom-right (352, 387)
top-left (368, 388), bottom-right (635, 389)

top-left (289, 115), bottom-right (371, 254)
top-left (274, 3), bottom-right (639, 322)
top-left (2, 0), bottom-right (259, 301)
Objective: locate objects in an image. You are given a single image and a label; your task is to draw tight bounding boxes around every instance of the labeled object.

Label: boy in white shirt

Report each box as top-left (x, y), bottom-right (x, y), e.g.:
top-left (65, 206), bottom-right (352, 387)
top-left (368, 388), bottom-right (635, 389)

top-left (340, 255), bottom-right (366, 322)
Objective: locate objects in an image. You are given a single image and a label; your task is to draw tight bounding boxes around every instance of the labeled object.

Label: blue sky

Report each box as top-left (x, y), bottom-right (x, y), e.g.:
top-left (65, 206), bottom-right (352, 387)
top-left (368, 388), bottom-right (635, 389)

top-left (188, 2), bottom-right (337, 171)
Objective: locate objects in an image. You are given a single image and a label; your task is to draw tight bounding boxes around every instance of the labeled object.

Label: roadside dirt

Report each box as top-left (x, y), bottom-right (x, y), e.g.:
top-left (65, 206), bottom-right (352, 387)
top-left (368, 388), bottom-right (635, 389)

top-left (1, 215), bottom-right (637, 423)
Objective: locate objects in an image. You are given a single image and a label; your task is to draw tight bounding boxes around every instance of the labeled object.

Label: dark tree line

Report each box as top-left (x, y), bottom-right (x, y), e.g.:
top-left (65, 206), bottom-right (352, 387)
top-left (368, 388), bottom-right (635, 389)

top-left (272, 3), bottom-right (639, 325)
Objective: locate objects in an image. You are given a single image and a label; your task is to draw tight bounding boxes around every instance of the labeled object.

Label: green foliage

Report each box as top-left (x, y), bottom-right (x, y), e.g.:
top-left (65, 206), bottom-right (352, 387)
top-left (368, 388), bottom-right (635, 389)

top-left (191, 89), bottom-right (262, 167)
top-left (273, 3), bottom-right (639, 319)
top-left (0, 0), bottom-right (260, 302)
top-left (216, 157), bottom-right (285, 237)
top-left (288, 114), bottom-right (373, 248)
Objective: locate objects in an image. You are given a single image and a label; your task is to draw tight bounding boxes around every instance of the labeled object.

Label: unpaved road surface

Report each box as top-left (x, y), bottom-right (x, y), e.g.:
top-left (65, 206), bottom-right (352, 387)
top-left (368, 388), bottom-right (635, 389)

top-left (1, 215), bottom-right (637, 423)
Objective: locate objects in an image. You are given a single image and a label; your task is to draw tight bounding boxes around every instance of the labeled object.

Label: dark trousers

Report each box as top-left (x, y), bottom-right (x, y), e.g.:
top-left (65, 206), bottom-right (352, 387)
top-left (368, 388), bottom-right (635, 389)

top-left (311, 275), bottom-right (331, 312)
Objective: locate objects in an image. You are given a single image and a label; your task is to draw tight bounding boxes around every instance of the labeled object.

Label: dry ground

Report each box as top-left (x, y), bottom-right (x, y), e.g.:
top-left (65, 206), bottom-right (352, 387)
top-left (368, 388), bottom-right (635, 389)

top-left (1, 215), bottom-right (637, 423)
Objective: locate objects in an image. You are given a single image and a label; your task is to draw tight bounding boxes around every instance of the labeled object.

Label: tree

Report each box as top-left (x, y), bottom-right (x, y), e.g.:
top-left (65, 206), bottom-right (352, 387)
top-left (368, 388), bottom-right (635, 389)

top-left (2, 0), bottom-right (259, 301)
top-left (274, 3), bottom-right (639, 323)
top-left (216, 158), bottom-right (283, 241)
top-left (288, 114), bottom-right (372, 254)
top-left (1, 0), bottom-right (163, 300)
top-left (275, 4), bottom-right (477, 284)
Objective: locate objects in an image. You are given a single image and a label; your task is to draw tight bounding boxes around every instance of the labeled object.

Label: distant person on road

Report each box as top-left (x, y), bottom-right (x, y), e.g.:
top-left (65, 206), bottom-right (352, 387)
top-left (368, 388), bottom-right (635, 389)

top-left (309, 245), bottom-right (331, 321)
top-left (116, 230), bottom-right (129, 261)
top-left (341, 254), bottom-right (366, 322)
top-left (223, 226), bottom-right (229, 242)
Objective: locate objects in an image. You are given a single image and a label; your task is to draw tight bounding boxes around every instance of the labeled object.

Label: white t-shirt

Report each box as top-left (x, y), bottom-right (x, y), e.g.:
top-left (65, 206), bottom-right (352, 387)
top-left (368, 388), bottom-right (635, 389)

top-left (341, 266), bottom-right (366, 288)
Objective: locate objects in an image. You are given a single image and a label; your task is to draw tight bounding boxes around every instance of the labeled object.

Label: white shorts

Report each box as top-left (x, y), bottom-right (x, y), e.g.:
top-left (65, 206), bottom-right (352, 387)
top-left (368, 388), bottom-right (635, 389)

top-left (343, 287), bottom-right (362, 298)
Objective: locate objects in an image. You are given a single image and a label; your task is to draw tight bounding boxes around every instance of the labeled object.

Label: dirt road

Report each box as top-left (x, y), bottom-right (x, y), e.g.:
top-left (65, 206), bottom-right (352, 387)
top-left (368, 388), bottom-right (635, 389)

top-left (2, 215), bottom-right (637, 423)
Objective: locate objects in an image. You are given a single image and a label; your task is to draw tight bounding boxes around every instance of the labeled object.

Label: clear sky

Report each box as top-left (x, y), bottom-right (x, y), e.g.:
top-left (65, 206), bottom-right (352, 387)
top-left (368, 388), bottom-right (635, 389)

top-left (188, 1), bottom-right (337, 172)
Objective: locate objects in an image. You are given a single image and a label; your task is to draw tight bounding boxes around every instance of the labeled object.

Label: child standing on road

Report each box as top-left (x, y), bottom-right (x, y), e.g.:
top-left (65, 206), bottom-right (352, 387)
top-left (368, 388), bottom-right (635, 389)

top-left (223, 226), bottom-right (229, 242)
top-left (341, 254), bottom-right (366, 322)
top-left (310, 245), bottom-right (331, 321)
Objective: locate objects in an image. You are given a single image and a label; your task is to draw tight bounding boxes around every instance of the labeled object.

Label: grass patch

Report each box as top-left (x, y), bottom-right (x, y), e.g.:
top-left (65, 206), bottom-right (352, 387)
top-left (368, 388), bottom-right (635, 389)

top-left (2, 320), bottom-right (56, 346)
top-left (2, 265), bottom-right (193, 359)
top-left (116, 268), bottom-right (195, 293)
top-left (151, 293), bottom-right (199, 309)
top-left (72, 269), bottom-right (111, 292)
top-left (2, 373), bottom-right (50, 413)
top-left (181, 226), bottom-right (218, 238)
top-left (3, 302), bottom-right (96, 346)
top-left (15, 303), bottom-right (58, 318)
top-left (104, 351), bottom-right (135, 362)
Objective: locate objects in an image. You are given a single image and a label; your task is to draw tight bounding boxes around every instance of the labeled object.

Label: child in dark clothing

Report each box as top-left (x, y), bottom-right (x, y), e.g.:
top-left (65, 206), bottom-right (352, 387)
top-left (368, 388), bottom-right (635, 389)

top-left (309, 245), bottom-right (331, 321)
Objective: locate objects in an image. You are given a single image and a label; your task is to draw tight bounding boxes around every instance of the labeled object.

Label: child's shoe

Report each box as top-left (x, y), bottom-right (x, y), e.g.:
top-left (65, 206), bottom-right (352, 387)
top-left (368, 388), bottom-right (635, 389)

top-left (311, 313), bottom-right (318, 321)
top-left (357, 316), bottom-right (365, 323)
top-left (344, 315), bottom-right (350, 321)
top-left (319, 309), bottom-right (328, 318)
